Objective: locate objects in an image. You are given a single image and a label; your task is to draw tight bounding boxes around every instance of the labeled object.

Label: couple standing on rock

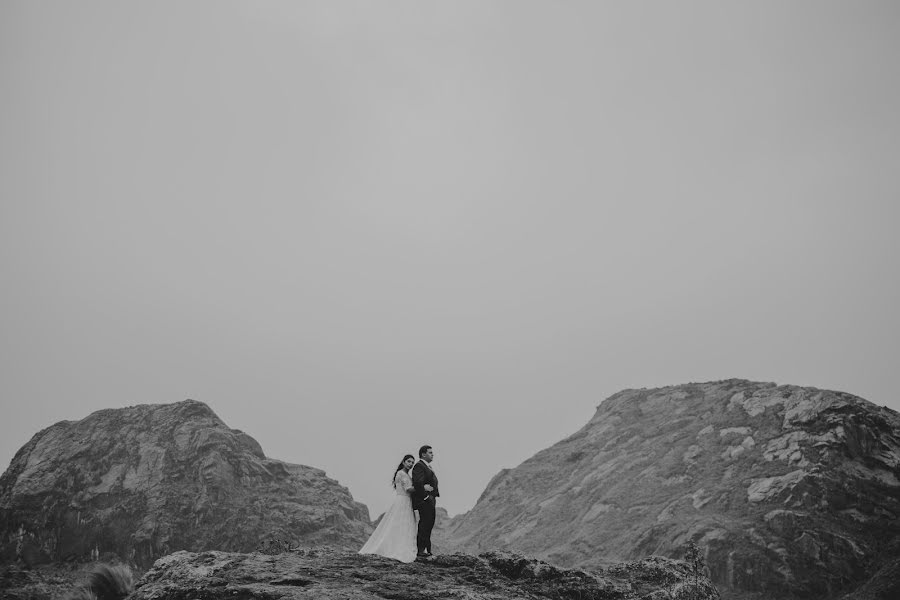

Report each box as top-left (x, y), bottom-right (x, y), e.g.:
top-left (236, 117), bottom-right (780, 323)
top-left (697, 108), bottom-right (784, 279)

top-left (359, 445), bottom-right (440, 563)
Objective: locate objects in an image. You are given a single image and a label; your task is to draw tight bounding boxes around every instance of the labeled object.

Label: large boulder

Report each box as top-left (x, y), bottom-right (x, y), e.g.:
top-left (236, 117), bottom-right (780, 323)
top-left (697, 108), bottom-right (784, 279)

top-left (0, 400), bottom-right (373, 567)
top-left (439, 380), bottom-right (900, 599)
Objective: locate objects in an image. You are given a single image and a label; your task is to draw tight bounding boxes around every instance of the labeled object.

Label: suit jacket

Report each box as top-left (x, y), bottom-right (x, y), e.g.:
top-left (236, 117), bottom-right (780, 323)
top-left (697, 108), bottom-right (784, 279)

top-left (411, 461), bottom-right (439, 509)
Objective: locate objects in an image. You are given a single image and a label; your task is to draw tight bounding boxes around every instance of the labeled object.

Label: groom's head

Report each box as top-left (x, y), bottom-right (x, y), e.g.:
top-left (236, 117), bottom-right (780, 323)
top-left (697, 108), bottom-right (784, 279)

top-left (419, 445), bottom-right (433, 462)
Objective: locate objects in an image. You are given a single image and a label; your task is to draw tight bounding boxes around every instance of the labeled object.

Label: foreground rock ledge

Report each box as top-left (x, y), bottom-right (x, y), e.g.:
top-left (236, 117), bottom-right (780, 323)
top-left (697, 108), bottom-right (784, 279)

top-left (132, 547), bottom-right (719, 600)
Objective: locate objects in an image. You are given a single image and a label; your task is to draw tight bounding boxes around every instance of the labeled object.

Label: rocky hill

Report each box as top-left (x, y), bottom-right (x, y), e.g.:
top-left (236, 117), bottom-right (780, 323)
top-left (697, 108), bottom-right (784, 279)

top-left (107, 547), bottom-right (717, 600)
top-left (0, 400), bottom-right (373, 567)
top-left (438, 380), bottom-right (900, 600)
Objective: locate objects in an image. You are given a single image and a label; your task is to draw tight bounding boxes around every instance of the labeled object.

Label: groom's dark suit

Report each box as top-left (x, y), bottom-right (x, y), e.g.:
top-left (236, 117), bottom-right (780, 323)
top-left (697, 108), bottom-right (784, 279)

top-left (411, 460), bottom-right (439, 555)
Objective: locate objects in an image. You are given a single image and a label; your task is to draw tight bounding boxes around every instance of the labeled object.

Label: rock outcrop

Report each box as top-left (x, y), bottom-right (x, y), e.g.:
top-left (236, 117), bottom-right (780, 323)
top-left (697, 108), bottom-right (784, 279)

top-left (126, 547), bottom-right (719, 600)
top-left (439, 380), bottom-right (900, 599)
top-left (0, 400), bottom-right (373, 567)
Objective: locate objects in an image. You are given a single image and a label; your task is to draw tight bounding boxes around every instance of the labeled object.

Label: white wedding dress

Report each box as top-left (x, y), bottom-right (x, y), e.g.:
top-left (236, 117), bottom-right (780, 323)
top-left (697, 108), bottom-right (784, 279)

top-left (359, 469), bottom-right (417, 562)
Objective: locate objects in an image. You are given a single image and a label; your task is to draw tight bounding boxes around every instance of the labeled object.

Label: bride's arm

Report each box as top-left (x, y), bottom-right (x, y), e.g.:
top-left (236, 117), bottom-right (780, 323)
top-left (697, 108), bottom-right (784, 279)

top-left (401, 471), bottom-right (414, 492)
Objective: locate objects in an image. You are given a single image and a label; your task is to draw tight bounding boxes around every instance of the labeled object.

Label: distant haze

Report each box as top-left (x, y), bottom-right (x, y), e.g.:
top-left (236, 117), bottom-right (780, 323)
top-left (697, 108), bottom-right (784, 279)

top-left (1, 1), bottom-right (898, 520)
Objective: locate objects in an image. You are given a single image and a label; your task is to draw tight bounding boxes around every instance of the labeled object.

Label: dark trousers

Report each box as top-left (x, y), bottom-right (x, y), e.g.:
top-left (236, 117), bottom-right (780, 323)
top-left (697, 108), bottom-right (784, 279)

top-left (416, 500), bottom-right (436, 554)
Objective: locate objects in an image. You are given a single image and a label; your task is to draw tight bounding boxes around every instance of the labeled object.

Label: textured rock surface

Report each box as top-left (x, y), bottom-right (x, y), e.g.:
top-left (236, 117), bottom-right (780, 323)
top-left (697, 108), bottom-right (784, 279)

top-left (0, 562), bottom-right (86, 600)
top-left (838, 555), bottom-right (900, 600)
top-left (0, 400), bottom-right (373, 567)
top-left (126, 547), bottom-right (718, 600)
top-left (439, 380), bottom-right (900, 600)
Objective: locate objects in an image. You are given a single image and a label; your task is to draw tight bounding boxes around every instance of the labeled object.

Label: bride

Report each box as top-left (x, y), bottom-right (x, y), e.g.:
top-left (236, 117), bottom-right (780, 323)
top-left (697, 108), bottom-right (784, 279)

top-left (359, 454), bottom-right (417, 562)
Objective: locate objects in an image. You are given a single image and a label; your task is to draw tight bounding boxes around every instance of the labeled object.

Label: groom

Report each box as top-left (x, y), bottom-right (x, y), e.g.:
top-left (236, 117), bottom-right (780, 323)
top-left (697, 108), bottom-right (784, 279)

top-left (411, 444), bottom-right (439, 559)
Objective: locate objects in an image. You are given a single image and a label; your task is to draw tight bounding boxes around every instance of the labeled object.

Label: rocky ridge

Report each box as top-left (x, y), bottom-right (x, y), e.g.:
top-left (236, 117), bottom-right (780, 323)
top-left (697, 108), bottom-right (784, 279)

top-left (0, 400), bottom-right (373, 567)
top-left (127, 546), bottom-right (719, 600)
top-left (438, 380), bottom-right (900, 599)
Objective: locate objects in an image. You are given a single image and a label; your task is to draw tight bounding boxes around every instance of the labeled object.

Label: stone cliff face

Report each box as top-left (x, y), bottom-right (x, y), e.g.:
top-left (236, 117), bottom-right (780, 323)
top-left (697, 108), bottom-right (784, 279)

top-left (0, 400), bottom-right (373, 567)
top-left (439, 380), bottom-right (900, 600)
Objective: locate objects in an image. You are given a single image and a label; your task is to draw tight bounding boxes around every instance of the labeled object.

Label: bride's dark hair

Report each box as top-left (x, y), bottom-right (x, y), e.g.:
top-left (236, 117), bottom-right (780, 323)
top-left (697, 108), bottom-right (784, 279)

top-left (392, 454), bottom-right (415, 485)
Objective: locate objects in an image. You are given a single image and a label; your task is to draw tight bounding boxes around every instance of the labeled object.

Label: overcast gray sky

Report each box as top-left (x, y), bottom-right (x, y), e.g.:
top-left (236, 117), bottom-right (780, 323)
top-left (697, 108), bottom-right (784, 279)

top-left (2, 1), bottom-right (898, 519)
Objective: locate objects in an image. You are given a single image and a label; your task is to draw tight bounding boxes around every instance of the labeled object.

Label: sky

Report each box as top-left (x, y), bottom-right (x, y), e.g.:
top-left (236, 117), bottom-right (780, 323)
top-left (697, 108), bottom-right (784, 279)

top-left (1, 1), bottom-right (898, 520)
